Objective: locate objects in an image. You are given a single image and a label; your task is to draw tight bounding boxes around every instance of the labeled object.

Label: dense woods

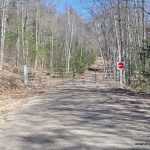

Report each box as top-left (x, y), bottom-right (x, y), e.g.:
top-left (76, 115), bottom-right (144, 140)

top-left (80, 0), bottom-right (150, 92)
top-left (0, 0), bottom-right (150, 92)
top-left (0, 0), bottom-right (97, 74)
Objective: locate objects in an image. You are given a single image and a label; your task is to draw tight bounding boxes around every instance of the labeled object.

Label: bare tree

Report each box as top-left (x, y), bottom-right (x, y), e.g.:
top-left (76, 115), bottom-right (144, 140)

top-left (0, 0), bottom-right (9, 70)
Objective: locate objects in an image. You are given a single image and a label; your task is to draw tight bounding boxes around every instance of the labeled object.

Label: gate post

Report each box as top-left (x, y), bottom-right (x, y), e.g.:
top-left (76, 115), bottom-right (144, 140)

top-left (24, 65), bottom-right (28, 87)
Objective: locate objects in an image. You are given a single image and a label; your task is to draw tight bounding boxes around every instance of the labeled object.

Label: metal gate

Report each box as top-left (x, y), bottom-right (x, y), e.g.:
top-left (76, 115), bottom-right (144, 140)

top-left (47, 66), bottom-right (118, 89)
top-left (24, 65), bottom-right (119, 89)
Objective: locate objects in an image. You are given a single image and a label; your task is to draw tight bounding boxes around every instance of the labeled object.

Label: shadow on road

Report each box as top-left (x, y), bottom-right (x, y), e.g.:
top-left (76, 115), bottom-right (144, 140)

top-left (12, 87), bottom-right (150, 150)
top-left (101, 88), bottom-right (150, 99)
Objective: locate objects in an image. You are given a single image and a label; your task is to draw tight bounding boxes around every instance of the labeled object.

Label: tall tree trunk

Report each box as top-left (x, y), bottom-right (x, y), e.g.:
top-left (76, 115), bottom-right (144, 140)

top-left (21, 1), bottom-right (25, 65)
top-left (34, 1), bottom-right (39, 69)
top-left (115, 0), bottom-right (124, 85)
top-left (16, 2), bottom-right (21, 67)
top-left (50, 27), bottom-right (54, 71)
top-left (0, 0), bottom-right (8, 71)
top-left (66, 6), bottom-right (71, 73)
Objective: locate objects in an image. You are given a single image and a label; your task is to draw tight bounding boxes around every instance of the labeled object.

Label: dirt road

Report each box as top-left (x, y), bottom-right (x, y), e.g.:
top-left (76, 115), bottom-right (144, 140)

top-left (0, 78), bottom-right (150, 150)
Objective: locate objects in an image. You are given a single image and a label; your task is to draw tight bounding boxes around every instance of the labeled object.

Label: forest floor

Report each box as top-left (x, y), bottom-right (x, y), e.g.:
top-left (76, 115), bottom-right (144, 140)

top-left (0, 71), bottom-right (150, 150)
top-left (0, 63), bottom-right (64, 116)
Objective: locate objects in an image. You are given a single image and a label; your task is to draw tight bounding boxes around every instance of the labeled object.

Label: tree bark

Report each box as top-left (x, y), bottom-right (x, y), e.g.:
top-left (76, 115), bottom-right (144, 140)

top-left (34, 1), bottom-right (39, 69)
top-left (0, 0), bottom-right (8, 71)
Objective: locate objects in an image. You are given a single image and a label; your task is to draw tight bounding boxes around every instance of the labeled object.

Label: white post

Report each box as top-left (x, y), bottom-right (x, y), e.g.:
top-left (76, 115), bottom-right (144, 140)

top-left (120, 69), bottom-right (123, 86)
top-left (24, 65), bottom-right (28, 87)
top-left (119, 51), bottom-right (123, 86)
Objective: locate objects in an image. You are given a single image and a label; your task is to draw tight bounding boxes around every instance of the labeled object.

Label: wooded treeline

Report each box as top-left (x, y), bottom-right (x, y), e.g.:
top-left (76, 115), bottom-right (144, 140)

top-left (81, 0), bottom-right (150, 92)
top-left (0, 0), bottom-right (97, 74)
top-left (0, 0), bottom-right (150, 92)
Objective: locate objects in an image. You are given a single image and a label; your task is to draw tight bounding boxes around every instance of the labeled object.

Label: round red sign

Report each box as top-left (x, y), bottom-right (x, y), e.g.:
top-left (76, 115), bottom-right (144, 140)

top-left (117, 62), bottom-right (124, 70)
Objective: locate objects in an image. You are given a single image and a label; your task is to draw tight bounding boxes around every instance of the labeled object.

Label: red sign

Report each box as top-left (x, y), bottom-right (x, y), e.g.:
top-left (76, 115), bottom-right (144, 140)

top-left (117, 62), bottom-right (124, 70)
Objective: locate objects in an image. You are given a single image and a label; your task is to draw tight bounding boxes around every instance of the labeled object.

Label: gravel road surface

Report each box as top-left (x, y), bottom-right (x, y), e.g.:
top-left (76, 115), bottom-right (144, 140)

top-left (0, 78), bottom-right (150, 150)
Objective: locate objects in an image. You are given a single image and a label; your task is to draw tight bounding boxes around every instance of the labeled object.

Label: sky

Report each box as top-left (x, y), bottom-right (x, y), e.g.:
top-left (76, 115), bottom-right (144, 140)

top-left (55, 0), bottom-right (82, 12)
top-left (51, 0), bottom-right (87, 16)
top-left (46, 0), bottom-right (150, 17)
